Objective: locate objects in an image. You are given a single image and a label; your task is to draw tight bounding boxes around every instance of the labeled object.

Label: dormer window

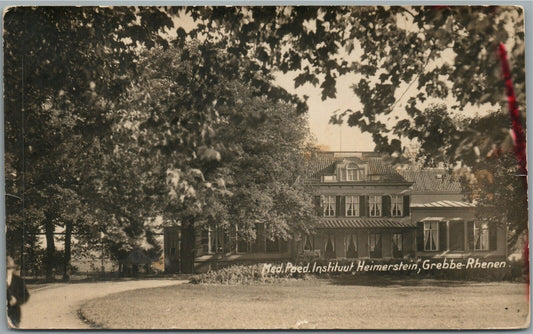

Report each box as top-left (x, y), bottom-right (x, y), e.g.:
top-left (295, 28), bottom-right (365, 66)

top-left (346, 163), bottom-right (359, 181)
top-left (338, 163), bottom-right (365, 181)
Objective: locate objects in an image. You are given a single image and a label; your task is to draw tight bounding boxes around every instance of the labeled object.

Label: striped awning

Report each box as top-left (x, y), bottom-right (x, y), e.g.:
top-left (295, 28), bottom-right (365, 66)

top-left (317, 217), bottom-right (416, 229)
top-left (420, 217), bottom-right (446, 222)
top-left (411, 200), bottom-right (475, 208)
top-left (421, 217), bottom-right (466, 222)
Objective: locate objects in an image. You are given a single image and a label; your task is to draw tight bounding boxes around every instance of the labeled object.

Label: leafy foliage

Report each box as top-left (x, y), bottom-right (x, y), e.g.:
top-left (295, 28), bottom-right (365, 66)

top-left (181, 5), bottom-right (527, 249)
top-left (4, 7), bottom-right (175, 276)
top-left (183, 6), bottom-right (525, 160)
top-left (118, 44), bottom-right (317, 244)
top-left (460, 153), bottom-right (528, 251)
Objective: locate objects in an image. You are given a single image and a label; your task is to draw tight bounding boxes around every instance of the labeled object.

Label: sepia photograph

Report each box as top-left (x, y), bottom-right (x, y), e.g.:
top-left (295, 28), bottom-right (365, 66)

top-left (2, 4), bottom-right (530, 330)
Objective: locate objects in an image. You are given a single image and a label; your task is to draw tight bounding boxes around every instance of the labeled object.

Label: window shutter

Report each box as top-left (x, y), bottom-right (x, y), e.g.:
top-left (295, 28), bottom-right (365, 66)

top-left (359, 195), bottom-right (366, 217)
top-left (382, 196), bottom-right (390, 217)
top-left (403, 195), bottom-right (410, 216)
top-left (314, 196), bottom-right (321, 216)
top-left (416, 222), bottom-right (424, 251)
top-left (194, 229), bottom-right (203, 257)
top-left (376, 234), bottom-right (382, 258)
top-left (229, 226), bottom-right (237, 253)
top-left (255, 223), bottom-right (266, 253)
top-left (467, 221), bottom-right (474, 250)
top-left (336, 196), bottom-right (344, 217)
top-left (438, 221), bottom-right (447, 252)
top-left (489, 223), bottom-right (498, 251)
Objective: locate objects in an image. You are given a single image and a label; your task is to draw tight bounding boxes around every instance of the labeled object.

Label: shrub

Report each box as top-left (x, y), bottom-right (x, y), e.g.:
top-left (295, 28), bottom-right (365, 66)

top-left (189, 263), bottom-right (313, 285)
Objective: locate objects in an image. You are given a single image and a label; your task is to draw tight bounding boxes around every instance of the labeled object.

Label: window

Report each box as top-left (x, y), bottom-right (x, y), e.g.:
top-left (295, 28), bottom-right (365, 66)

top-left (303, 235), bottom-right (315, 251)
top-left (323, 195), bottom-right (335, 217)
top-left (424, 222), bottom-right (439, 251)
top-left (340, 163), bottom-right (364, 181)
top-left (369, 196), bottom-right (382, 217)
top-left (210, 226), bottom-right (221, 253)
top-left (369, 233), bottom-right (382, 258)
top-left (391, 195), bottom-right (403, 217)
top-left (345, 196), bottom-right (359, 217)
top-left (346, 164), bottom-right (358, 181)
top-left (203, 225), bottom-right (231, 254)
top-left (201, 229), bottom-right (210, 254)
top-left (474, 222), bottom-right (489, 251)
top-left (324, 234), bottom-right (335, 258)
top-left (266, 238), bottom-right (288, 253)
top-left (235, 226), bottom-right (251, 253)
top-left (345, 234), bottom-right (358, 258)
top-left (392, 233), bottom-right (403, 258)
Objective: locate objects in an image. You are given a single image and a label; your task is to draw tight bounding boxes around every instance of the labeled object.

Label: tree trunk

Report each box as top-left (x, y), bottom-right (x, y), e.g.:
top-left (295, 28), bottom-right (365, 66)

top-left (44, 218), bottom-right (56, 281)
top-left (180, 224), bottom-right (195, 274)
top-left (62, 220), bottom-right (73, 281)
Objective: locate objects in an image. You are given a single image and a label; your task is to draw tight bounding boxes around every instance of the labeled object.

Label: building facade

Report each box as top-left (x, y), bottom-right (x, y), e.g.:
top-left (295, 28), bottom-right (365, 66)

top-left (163, 151), bottom-right (507, 273)
top-left (302, 151), bottom-right (416, 260)
top-left (399, 168), bottom-right (506, 259)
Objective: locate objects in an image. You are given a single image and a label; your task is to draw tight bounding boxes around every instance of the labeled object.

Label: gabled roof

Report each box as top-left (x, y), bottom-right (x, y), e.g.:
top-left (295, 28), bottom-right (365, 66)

top-left (398, 169), bottom-right (462, 193)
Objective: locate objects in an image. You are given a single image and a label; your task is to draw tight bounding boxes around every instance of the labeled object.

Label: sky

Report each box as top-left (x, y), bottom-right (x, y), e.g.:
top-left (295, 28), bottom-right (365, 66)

top-left (274, 71), bottom-right (375, 152)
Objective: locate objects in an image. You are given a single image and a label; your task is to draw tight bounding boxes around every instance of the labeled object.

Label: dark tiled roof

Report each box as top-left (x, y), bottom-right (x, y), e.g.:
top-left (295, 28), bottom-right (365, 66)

top-left (305, 157), bottom-right (336, 182)
top-left (368, 158), bottom-right (395, 175)
top-left (398, 169), bottom-right (462, 193)
top-left (367, 158), bottom-right (405, 182)
top-left (411, 200), bottom-right (475, 208)
top-left (304, 154), bottom-right (407, 183)
top-left (317, 217), bottom-right (416, 229)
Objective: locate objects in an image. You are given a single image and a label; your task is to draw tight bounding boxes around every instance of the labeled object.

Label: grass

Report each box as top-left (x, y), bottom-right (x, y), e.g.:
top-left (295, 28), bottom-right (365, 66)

top-left (79, 277), bottom-right (530, 329)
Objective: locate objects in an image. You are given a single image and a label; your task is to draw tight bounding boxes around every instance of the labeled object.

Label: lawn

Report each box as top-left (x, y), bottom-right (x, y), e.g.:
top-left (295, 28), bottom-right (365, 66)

top-left (79, 278), bottom-right (529, 329)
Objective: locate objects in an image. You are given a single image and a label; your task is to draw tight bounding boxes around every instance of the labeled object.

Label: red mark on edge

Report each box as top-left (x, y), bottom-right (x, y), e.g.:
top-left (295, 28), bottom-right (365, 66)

top-left (498, 42), bottom-right (529, 297)
top-left (498, 43), bottom-right (527, 175)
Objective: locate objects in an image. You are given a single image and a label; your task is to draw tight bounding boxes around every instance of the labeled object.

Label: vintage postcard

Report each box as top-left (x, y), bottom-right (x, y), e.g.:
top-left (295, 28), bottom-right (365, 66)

top-left (3, 5), bottom-right (530, 330)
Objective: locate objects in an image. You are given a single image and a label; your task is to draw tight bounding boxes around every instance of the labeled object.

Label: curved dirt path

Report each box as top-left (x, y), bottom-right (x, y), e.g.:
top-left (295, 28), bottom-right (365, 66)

top-left (19, 279), bottom-right (187, 329)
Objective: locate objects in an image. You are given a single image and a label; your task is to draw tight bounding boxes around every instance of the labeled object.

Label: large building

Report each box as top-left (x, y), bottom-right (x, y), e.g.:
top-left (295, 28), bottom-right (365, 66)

top-left (163, 151), bottom-right (507, 273)
top-left (302, 151), bottom-right (415, 259)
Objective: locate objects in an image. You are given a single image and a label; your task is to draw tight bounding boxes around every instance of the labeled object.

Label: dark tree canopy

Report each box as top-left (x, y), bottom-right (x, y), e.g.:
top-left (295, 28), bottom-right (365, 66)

top-left (182, 6), bottom-right (525, 160)
top-left (4, 6), bottom-right (177, 276)
top-left (116, 44), bottom-right (317, 245)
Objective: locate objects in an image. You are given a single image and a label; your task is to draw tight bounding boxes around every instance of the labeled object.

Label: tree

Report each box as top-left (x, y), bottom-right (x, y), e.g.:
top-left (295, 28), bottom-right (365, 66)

top-left (4, 7), bottom-right (311, 277)
top-left (459, 153), bottom-right (528, 252)
top-left (212, 84), bottom-right (318, 242)
top-left (3, 7), bottom-right (175, 279)
top-left (113, 44), bottom-right (316, 262)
